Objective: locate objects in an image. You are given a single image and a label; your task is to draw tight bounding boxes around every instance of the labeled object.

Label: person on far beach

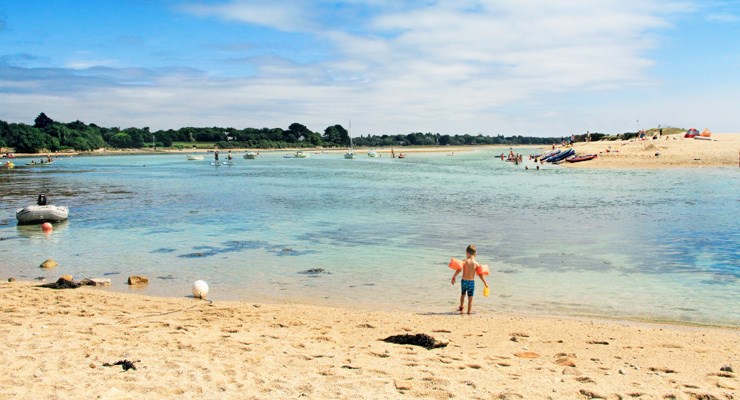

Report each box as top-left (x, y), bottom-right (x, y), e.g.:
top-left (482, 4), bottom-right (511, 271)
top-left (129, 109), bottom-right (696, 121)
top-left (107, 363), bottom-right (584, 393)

top-left (451, 244), bottom-right (489, 314)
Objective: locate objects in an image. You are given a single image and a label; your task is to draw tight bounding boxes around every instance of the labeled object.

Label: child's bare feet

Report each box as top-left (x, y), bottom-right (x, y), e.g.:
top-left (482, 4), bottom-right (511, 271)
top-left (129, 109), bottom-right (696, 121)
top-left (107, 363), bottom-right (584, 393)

top-left (458, 306), bottom-right (463, 313)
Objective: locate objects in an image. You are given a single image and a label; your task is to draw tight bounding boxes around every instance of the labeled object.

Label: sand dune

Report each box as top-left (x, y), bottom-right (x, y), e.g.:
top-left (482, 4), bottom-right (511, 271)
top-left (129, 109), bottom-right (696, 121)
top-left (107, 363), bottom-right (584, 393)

top-left (562, 133), bottom-right (740, 169)
top-left (1, 281), bottom-right (737, 399)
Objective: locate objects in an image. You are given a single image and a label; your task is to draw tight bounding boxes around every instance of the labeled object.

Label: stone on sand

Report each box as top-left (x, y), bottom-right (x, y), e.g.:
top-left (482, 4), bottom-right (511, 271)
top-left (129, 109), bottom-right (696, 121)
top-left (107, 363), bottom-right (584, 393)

top-left (40, 258), bottom-right (58, 269)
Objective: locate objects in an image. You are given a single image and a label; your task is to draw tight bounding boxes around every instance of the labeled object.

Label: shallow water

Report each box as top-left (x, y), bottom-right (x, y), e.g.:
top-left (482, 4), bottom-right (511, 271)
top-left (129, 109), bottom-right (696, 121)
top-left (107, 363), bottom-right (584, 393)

top-left (1, 151), bottom-right (738, 326)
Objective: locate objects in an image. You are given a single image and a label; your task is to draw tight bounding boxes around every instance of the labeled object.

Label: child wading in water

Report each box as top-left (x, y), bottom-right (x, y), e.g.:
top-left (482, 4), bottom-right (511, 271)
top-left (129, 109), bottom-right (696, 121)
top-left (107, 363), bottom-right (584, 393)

top-left (451, 244), bottom-right (489, 314)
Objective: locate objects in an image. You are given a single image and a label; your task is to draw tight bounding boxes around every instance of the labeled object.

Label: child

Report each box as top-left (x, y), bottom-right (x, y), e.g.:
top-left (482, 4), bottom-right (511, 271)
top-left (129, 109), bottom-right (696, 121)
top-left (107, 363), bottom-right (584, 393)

top-left (451, 244), bottom-right (489, 314)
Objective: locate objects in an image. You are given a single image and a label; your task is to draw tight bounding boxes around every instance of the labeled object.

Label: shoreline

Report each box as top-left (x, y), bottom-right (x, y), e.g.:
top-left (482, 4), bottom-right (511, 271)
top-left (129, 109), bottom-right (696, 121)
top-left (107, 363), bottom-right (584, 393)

top-left (8, 144), bottom-right (515, 158)
top-left (7, 133), bottom-right (738, 169)
top-left (1, 281), bottom-right (737, 399)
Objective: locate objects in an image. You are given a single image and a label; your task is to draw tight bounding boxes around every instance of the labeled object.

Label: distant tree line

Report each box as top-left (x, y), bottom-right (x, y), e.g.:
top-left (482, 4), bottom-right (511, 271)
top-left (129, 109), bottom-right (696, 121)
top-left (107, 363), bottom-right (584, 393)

top-left (0, 112), bottom-right (673, 154)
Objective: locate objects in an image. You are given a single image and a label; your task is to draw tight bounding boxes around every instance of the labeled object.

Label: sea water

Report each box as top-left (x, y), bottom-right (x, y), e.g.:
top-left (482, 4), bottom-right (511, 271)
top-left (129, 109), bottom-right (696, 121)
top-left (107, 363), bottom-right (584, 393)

top-left (1, 150), bottom-right (738, 326)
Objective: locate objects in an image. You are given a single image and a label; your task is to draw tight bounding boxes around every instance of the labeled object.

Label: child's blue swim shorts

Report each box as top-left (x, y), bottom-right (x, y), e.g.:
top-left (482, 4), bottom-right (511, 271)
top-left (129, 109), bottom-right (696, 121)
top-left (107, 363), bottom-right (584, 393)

top-left (461, 279), bottom-right (475, 297)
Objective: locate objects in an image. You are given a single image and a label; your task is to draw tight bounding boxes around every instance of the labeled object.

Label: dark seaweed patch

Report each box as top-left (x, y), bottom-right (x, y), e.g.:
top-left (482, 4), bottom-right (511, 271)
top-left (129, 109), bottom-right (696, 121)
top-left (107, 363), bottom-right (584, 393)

top-left (299, 268), bottom-right (329, 275)
top-left (382, 334), bottom-right (447, 350)
top-left (180, 251), bottom-right (217, 258)
top-left (103, 272), bottom-right (120, 276)
top-left (150, 248), bottom-right (176, 254)
top-left (178, 240), bottom-right (316, 258)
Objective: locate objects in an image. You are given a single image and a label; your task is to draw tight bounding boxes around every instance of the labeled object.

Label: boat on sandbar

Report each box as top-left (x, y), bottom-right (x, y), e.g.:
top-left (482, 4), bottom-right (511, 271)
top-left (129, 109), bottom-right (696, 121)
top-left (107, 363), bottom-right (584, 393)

top-left (566, 154), bottom-right (597, 163)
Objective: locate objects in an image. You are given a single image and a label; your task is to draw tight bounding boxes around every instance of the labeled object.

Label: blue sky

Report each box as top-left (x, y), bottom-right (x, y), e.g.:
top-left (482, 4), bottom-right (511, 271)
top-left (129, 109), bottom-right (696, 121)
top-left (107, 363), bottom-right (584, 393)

top-left (1, 0), bottom-right (738, 136)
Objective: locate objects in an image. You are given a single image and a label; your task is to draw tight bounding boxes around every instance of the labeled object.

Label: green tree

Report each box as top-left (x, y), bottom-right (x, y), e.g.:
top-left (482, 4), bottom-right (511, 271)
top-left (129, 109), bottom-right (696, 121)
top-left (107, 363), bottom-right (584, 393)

top-left (323, 124), bottom-right (349, 146)
top-left (6, 123), bottom-right (55, 153)
top-left (33, 112), bottom-right (54, 129)
top-left (108, 132), bottom-right (132, 148)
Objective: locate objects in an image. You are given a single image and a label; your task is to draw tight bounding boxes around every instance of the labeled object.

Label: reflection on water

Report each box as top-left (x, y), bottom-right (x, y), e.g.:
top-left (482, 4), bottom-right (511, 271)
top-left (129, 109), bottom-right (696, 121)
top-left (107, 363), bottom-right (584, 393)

top-left (0, 152), bottom-right (738, 326)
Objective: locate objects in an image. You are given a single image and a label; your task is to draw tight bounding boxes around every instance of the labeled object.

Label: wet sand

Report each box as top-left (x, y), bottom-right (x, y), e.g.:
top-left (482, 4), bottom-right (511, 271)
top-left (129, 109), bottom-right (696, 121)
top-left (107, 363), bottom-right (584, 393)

top-left (1, 281), bottom-right (737, 399)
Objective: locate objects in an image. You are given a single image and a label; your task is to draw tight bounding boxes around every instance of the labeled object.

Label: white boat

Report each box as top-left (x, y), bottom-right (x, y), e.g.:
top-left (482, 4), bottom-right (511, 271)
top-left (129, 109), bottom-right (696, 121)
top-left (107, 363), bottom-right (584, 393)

top-left (344, 121), bottom-right (356, 159)
top-left (186, 155), bottom-right (204, 160)
top-left (367, 150), bottom-right (380, 158)
top-left (244, 152), bottom-right (258, 159)
top-left (295, 151), bottom-right (310, 159)
top-left (16, 204), bottom-right (69, 224)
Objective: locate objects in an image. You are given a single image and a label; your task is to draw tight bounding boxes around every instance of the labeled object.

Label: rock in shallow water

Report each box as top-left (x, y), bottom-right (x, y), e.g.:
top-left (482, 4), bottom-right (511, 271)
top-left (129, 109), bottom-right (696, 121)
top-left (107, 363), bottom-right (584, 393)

top-left (127, 275), bottom-right (149, 285)
top-left (79, 278), bottom-right (112, 286)
top-left (40, 258), bottom-right (58, 269)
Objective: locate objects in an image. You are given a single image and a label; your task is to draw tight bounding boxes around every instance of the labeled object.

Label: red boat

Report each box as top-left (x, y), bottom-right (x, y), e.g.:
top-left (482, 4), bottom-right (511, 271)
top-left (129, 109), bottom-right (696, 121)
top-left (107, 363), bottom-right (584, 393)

top-left (566, 154), bottom-right (597, 163)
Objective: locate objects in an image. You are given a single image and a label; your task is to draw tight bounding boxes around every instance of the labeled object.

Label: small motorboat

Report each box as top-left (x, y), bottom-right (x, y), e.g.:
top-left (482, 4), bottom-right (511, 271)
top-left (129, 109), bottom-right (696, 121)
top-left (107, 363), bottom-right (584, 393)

top-left (566, 154), bottom-right (597, 163)
top-left (547, 148), bottom-right (575, 162)
top-left (244, 152), bottom-right (258, 159)
top-left (367, 150), bottom-right (380, 158)
top-left (16, 194), bottom-right (69, 224)
top-left (398, 153), bottom-right (406, 159)
top-left (294, 151), bottom-right (310, 158)
top-left (541, 149), bottom-right (562, 162)
top-left (344, 151), bottom-right (356, 159)
top-left (25, 161), bottom-right (54, 167)
top-left (186, 154), bottom-right (204, 160)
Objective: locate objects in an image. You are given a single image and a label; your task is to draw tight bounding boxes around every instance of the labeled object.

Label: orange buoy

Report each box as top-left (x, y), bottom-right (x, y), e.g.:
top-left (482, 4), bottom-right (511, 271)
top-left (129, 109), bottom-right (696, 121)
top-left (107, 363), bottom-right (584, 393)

top-left (41, 222), bottom-right (53, 232)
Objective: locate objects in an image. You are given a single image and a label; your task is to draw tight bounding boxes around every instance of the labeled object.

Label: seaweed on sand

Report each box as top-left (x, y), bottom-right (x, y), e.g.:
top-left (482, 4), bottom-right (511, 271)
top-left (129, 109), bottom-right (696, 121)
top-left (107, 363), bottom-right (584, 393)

top-left (382, 333), bottom-right (448, 350)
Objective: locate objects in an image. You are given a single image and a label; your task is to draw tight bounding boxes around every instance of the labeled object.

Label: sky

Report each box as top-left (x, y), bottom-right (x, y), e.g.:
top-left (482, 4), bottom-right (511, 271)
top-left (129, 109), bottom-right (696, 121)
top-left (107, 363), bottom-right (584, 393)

top-left (0, 0), bottom-right (738, 136)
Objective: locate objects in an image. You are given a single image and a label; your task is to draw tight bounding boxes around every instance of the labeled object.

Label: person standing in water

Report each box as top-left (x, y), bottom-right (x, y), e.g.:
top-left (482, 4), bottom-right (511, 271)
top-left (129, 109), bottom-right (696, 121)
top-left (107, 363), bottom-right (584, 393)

top-left (451, 244), bottom-right (489, 314)
top-left (214, 150), bottom-right (219, 162)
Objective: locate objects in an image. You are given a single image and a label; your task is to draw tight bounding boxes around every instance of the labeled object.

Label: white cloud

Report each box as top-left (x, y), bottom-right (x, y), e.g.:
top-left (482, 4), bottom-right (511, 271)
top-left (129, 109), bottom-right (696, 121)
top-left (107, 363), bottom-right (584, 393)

top-left (6, 0), bottom-right (725, 135)
top-left (181, 1), bottom-right (313, 32)
top-left (706, 12), bottom-right (740, 22)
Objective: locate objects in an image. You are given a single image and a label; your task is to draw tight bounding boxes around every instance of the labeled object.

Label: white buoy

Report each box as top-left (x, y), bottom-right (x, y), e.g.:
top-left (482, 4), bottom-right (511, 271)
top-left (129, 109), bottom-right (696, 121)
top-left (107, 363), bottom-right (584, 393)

top-left (192, 280), bottom-right (209, 299)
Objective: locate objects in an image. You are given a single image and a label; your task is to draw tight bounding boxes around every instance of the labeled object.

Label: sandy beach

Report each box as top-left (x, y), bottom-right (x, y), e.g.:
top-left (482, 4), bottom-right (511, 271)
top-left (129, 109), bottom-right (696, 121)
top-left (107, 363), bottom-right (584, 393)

top-left (1, 281), bottom-right (737, 399)
top-left (561, 133), bottom-right (740, 169)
